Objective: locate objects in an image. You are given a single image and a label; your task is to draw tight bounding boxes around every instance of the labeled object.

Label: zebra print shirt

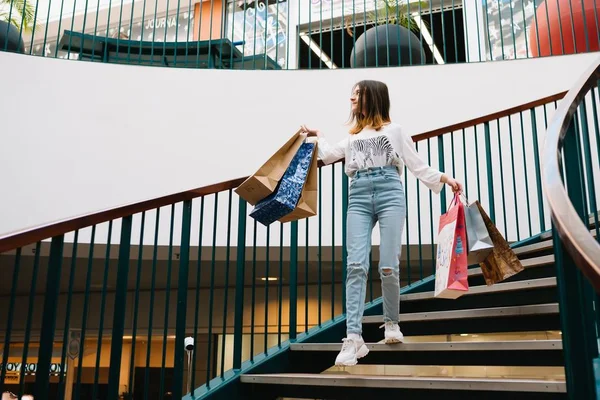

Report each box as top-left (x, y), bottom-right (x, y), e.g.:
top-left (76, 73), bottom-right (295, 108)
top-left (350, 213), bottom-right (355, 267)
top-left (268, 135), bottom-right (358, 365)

top-left (317, 123), bottom-right (444, 193)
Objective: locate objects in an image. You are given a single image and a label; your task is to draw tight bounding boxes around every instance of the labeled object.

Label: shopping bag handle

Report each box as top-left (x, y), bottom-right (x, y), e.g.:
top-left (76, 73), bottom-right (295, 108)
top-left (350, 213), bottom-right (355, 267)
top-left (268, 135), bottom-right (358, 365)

top-left (448, 192), bottom-right (461, 208)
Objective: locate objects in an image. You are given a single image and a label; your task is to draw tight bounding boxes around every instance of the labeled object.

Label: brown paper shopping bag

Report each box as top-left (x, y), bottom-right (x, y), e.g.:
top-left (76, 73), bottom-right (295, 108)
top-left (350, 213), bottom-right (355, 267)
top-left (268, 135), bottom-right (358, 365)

top-left (278, 140), bottom-right (318, 223)
top-left (235, 129), bottom-right (306, 205)
top-left (476, 201), bottom-right (524, 285)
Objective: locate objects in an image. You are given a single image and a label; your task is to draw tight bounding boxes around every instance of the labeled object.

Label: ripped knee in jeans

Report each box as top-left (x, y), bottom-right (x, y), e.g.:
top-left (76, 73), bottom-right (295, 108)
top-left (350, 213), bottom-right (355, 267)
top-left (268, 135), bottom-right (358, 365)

top-left (379, 267), bottom-right (397, 279)
top-left (381, 268), bottom-right (393, 276)
top-left (347, 262), bottom-right (366, 274)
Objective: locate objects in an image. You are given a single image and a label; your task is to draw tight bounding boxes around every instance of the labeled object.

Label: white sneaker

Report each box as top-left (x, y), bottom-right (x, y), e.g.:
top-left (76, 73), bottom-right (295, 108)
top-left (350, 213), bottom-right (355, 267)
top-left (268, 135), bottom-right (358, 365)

top-left (381, 321), bottom-right (404, 344)
top-left (334, 335), bottom-right (369, 366)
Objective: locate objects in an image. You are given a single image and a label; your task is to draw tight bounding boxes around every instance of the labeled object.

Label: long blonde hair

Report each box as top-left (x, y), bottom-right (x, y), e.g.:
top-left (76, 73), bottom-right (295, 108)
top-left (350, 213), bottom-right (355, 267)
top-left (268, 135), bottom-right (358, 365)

top-left (348, 80), bottom-right (391, 135)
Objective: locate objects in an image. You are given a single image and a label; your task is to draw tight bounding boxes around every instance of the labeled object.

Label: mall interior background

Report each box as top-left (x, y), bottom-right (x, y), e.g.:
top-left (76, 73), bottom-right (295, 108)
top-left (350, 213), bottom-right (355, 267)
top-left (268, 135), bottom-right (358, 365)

top-left (1, 0), bottom-right (596, 398)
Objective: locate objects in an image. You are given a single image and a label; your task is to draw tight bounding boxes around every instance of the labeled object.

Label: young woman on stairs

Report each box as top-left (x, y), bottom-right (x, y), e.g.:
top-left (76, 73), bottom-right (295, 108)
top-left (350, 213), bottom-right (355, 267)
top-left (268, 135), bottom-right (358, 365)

top-left (301, 80), bottom-right (462, 366)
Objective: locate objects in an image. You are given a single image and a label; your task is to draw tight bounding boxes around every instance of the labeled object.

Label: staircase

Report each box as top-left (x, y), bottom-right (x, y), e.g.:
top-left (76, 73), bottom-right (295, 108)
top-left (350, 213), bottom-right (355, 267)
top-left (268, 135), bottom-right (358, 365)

top-left (239, 234), bottom-right (567, 399)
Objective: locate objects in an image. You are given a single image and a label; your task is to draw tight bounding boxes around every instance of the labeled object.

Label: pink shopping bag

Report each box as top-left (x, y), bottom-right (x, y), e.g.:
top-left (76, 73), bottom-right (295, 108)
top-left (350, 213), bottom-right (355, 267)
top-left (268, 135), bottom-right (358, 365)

top-left (434, 194), bottom-right (469, 299)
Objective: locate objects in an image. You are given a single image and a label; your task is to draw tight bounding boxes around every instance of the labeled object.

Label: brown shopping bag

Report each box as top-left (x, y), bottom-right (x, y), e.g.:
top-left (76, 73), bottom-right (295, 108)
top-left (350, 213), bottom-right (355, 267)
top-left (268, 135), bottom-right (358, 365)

top-left (278, 138), bottom-right (318, 223)
top-left (235, 129), bottom-right (306, 205)
top-left (475, 201), bottom-right (524, 285)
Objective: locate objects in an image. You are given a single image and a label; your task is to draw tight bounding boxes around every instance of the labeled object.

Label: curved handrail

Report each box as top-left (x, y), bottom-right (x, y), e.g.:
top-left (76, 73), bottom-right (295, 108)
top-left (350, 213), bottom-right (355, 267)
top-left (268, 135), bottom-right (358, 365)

top-left (543, 57), bottom-right (600, 291)
top-left (0, 91), bottom-right (566, 253)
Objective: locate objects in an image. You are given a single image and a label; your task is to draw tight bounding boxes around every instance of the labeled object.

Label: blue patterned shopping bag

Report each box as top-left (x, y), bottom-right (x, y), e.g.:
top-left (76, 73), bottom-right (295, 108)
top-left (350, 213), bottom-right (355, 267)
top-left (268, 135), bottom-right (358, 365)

top-left (250, 141), bottom-right (316, 226)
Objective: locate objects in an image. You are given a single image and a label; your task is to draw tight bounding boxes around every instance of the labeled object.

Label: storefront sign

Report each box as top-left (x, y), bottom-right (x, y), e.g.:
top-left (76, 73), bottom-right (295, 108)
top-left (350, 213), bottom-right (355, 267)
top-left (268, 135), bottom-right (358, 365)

top-left (30, 8), bottom-right (193, 57)
top-left (1, 363), bottom-right (66, 375)
top-left (145, 15), bottom-right (181, 30)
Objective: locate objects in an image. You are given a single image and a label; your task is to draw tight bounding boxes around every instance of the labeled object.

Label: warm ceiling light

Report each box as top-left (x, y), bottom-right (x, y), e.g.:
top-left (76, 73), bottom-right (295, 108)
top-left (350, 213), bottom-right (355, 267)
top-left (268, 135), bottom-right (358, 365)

top-left (261, 277), bottom-right (278, 281)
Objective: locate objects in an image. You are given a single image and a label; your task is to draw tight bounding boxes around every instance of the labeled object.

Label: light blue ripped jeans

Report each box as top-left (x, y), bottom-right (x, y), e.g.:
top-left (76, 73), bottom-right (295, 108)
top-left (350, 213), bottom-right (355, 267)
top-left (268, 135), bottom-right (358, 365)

top-left (345, 165), bottom-right (406, 335)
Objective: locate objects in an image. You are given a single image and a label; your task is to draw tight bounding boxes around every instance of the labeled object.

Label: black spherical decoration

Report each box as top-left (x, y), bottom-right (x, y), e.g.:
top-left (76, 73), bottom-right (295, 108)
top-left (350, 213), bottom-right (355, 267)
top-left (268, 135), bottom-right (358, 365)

top-left (350, 24), bottom-right (424, 67)
top-left (0, 20), bottom-right (25, 53)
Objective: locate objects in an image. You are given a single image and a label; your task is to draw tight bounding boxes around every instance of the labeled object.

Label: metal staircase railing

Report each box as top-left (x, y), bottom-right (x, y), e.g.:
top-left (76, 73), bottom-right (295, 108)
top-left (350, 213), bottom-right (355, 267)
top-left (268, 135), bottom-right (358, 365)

top-left (543, 55), bottom-right (600, 400)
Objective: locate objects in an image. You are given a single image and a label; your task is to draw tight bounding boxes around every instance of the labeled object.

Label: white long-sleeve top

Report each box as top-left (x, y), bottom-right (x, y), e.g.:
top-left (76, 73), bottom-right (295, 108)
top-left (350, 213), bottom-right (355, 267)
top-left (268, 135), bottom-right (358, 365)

top-left (318, 122), bottom-right (444, 193)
